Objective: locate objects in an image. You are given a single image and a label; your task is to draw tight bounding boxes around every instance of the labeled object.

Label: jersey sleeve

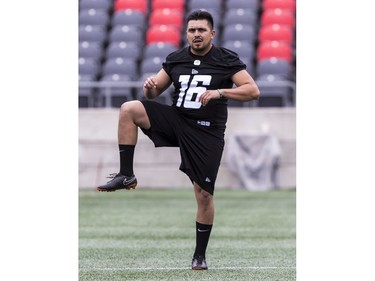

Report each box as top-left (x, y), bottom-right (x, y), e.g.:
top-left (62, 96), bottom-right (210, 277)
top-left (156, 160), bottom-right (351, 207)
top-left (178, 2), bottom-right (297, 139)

top-left (218, 47), bottom-right (247, 76)
top-left (162, 48), bottom-right (189, 78)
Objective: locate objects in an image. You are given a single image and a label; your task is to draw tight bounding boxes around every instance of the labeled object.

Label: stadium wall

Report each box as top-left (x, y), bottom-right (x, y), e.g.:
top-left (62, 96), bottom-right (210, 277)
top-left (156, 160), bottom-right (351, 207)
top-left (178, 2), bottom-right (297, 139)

top-left (79, 107), bottom-right (296, 190)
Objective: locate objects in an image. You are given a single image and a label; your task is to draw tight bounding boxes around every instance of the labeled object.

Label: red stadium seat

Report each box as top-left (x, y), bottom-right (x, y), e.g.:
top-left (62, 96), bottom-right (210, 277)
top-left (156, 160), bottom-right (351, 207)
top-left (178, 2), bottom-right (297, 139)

top-left (149, 8), bottom-right (184, 29)
top-left (152, 0), bottom-right (185, 12)
top-left (258, 24), bottom-right (294, 44)
top-left (263, 0), bottom-right (296, 13)
top-left (114, 0), bottom-right (148, 13)
top-left (146, 25), bottom-right (181, 47)
top-left (261, 9), bottom-right (295, 28)
top-left (257, 41), bottom-right (293, 62)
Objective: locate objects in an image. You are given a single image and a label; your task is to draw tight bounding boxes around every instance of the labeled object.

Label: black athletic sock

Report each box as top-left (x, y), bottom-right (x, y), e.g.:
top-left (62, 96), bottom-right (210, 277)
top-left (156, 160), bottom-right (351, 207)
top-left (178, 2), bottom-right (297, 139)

top-left (119, 144), bottom-right (135, 176)
top-left (193, 222), bottom-right (213, 258)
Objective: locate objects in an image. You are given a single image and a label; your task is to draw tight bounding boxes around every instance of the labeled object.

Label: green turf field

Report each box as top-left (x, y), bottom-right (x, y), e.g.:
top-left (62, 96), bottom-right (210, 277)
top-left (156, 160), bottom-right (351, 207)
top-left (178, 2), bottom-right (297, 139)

top-left (79, 188), bottom-right (296, 281)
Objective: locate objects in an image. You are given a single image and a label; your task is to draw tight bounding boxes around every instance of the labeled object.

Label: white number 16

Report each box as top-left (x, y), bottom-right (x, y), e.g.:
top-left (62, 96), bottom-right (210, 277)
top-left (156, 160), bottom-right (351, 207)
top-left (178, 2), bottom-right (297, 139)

top-left (176, 75), bottom-right (212, 109)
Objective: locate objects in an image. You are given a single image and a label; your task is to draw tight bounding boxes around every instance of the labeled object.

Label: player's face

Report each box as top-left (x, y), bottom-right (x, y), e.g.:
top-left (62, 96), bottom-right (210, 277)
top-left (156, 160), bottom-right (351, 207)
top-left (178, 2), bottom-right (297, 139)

top-left (186, 20), bottom-right (215, 55)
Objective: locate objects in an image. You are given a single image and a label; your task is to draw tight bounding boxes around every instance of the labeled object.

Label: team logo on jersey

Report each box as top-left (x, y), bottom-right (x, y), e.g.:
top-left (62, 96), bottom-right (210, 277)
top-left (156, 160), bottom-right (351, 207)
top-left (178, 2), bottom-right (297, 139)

top-left (197, 120), bottom-right (210, 127)
top-left (193, 60), bottom-right (201, 65)
top-left (192, 69), bottom-right (199, 74)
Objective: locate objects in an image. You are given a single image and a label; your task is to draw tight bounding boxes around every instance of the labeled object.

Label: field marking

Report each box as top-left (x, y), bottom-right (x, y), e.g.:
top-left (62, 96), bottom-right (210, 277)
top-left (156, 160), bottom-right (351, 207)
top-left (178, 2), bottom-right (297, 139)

top-left (80, 266), bottom-right (296, 271)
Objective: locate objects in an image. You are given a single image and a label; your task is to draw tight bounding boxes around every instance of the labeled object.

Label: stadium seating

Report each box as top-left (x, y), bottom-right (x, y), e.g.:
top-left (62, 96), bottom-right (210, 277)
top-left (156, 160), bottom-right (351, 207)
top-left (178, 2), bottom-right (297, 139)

top-left (79, 25), bottom-right (107, 43)
top-left (102, 57), bottom-right (138, 79)
top-left (79, 57), bottom-right (101, 77)
top-left (188, 0), bottom-right (223, 14)
top-left (222, 24), bottom-right (257, 45)
top-left (258, 24), bottom-right (294, 44)
top-left (151, 0), bottom-right (185, 12)
top-left (225, 0), bottom-right (259, 12)
top-left (79, 41), bottom-right (103, 60)
top-left (77, 0), bottom-right (296, 108)
top-left (146, 25), bottom-right (181, 47)
top-left (262, 0), bottom-right (296, 13)
top-left (80, 0), bottom-right (113, 12)
top-left (143, 42), bottom-right (177, 59)
top-left (79, 8), bottom-right (110, 26)
top-left (260, 8), bottom-right (295, 28)
top-left (99, 74), bottom-right (135, 107)
top-left (256, 58), bottom-right (292, 79)
top-left (149, 8), bottom-right (184, 29)
top-left (105, 41), bottom-right (142, 60)
top-left (257, 41), bottom-right (293, 62)
top-left (255, 74), bottom-right (294, 107)
top-left (222, 40), bottom-right (255, 62)
top-left (79, 74), bottom-right (96, 107)
top-left (140, 57), bottom-right (164, 76)
top-left (114, 0), bottom-right (148, 13)
top-left (223, 8), bottom-right (258, 27)
top-left (111, 9), bottom-right (146, 29)
top-left (108, 25), bottom-right (144, 46)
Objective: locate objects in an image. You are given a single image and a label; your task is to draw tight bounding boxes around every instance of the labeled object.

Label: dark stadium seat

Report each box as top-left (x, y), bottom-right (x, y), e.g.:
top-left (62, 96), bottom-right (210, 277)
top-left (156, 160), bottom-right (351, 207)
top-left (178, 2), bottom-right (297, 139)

top-left (255, 74), bottom-right (294, 107)
top-left (114, 0), bottom-right (148, 13)
top-left (146, 25), bottom-right (181, 47)
top-left (223, 8), bottom-right (258, 27)
top-left (79, 57), bottom-right (101, 77)
top-left (258, 24), bottom-right (294, 44)
top-left (79, 8), bottom-right (110, 26)
top-left (222, 24), bottom-right (257, 45)
top-left (262, 0), bottom-right (296, 13)
top-left (140, 57), bottom-right (164, 76)
top-left (79, 74), bottom-right (96, 108)
top-left (79, 0), bottom-right (113, 12)
top-left (105, 41), bottom-right (142, 60)
top-left (108, 25), bottom-right (144, 46)
top-left (225, 0), bottom-right (259, 12)
top-left (102, 57), bottom-right (138, 79)
top-left (151, 0), bottom-right (185, 12)
top-left (257, 41), bottom-right (293, 62)
top-left (79, 41), bottom-right (103, 60)
top-left (256, 58), bottom-right (292, 79)
top-left (222, 40), bottom-right (255, 62)
top-left (188, 0), bottom-right (223, 14)
top-left (111, 9), bottom-right (146, 29)
top-left (143, 42), bottom-right (177, 59)
top-left (99, 74), bottom-right (135, 107)
top-left (260, 8), bottom-right (295, 28)
top-left (79, 25), bottom-right (107, 43)
top-left (149, 8), bottom-right (184, 29)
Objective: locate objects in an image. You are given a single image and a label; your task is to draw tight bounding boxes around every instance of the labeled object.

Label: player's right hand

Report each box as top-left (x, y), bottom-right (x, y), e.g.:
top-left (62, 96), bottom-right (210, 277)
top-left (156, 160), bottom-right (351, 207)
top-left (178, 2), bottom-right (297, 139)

top-left (144, 76), bottom-right (158, 89)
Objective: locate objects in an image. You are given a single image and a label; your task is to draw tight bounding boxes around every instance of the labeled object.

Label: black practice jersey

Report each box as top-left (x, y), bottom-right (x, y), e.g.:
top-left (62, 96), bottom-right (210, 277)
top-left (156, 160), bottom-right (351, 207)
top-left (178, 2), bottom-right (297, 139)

top-left (162, 46), bottom-right (246, 129)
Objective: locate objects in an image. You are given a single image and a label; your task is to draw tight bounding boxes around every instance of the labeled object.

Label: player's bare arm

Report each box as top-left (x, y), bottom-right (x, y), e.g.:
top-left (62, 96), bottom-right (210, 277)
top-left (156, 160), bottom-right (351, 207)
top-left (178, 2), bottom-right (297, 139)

top-left (199, 70), bottom-right (260, 106)
top-left (143, 69), bottom-right (172, 99)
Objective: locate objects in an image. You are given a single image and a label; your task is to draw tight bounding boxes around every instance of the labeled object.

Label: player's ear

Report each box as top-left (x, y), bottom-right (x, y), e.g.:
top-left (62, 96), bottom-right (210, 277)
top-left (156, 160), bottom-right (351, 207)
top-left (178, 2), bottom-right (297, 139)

top-left (211, 29), bottom-right (216, 39)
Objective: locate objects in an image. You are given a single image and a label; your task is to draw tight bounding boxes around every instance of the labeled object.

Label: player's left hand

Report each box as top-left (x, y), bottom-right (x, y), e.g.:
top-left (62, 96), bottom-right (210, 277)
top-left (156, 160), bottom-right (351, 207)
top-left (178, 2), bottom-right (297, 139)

top-left (199, 90), bottom-right (221, 106)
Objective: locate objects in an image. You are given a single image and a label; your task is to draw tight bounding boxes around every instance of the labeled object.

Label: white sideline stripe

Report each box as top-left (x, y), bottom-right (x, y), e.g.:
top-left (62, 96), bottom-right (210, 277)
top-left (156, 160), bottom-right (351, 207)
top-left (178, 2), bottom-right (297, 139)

top-left (81, 266), bottom-right (295, 271)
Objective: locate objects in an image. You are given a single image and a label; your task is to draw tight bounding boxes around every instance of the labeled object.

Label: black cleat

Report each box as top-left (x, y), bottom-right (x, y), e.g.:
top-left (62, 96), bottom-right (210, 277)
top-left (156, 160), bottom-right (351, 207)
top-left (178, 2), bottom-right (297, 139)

top-left (192, 256), bottom-right (208, 270)
top-left (96, 173), bottom-right (137, 192)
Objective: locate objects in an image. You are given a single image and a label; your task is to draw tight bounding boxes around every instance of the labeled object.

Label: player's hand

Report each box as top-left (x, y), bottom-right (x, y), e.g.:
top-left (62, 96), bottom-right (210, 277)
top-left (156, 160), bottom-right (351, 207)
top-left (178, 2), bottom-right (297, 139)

top-left (199, 90), bottom-right (221, 106)
top-left (144, 76), bottom-right (158, 89)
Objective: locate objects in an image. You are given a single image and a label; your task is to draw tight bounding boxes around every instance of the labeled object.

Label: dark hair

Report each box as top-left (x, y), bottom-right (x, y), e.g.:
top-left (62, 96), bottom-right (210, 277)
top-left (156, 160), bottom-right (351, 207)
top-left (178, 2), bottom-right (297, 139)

top-left (186, 10), bottom-right (214, 30)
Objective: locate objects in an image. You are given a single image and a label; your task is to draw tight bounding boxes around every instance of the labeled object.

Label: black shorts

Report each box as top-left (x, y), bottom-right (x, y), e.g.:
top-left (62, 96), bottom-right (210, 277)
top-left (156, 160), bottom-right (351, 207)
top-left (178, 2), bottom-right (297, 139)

top-left (140, 100), bottom-right (225, 195)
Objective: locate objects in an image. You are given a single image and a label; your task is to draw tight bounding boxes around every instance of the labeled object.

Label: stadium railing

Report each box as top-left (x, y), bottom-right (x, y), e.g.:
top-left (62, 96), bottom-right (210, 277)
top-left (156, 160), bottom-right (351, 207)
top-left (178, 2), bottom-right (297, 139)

top-left (79, 80), bottom-right (296, 108)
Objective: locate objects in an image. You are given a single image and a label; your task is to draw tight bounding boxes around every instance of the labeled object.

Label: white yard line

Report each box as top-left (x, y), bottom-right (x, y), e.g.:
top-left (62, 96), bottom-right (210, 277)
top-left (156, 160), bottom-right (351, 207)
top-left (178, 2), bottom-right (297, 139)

top-left (80, 266), bottom-right (296, 271)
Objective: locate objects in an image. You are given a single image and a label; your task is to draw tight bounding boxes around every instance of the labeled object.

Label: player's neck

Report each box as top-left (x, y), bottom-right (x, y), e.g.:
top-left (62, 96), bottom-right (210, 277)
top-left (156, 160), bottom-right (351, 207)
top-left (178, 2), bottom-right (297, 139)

top-left (189, 44), bottom-right (213, 57)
